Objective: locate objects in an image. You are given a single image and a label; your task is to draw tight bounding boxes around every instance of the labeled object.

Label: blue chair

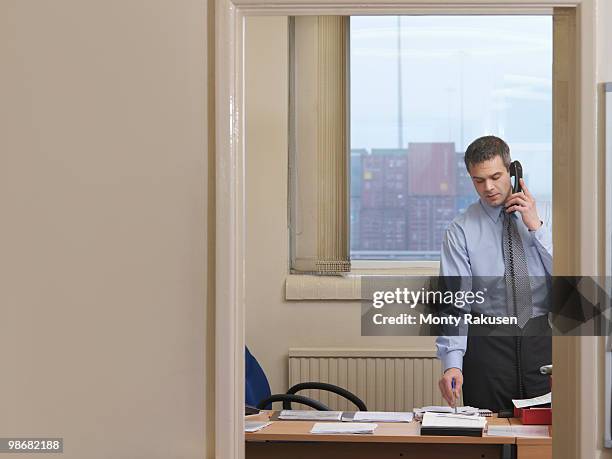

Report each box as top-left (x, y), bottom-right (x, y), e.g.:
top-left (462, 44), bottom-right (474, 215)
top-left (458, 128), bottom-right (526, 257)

top-left (245, 346), bottom-right (272, 409)
top-left (245, 347), bottom-right (367, 411)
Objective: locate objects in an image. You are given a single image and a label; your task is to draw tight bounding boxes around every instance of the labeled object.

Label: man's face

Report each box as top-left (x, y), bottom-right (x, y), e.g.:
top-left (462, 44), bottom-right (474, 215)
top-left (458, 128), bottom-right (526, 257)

top-left (468, 155), bottom-right (512, 207)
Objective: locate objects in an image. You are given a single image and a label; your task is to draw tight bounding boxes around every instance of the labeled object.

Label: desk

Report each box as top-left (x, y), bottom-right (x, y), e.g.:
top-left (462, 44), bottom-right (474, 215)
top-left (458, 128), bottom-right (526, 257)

top-left (508, 418), bottom-right (552, 459)
top-left (245, 412), bottom-right (552, 459)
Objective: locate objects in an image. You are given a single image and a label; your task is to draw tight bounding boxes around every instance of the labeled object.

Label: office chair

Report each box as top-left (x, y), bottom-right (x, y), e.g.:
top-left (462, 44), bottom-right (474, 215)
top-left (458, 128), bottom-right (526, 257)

top-left (245, 347), bottom-right (367, 411)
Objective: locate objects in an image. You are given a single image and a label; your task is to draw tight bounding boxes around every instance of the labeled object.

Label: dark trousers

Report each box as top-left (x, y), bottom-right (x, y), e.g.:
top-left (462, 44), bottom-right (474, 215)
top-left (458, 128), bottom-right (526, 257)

top-left (461, 315), bottom-right (552, 412)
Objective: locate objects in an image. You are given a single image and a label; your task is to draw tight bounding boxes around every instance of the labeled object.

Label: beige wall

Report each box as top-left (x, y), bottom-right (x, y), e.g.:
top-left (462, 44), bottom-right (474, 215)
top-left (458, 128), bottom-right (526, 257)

top-left (4, 1), bottom-right (609, 457)
top-left (244, 16), bottom-right (435, 398)
top-left (0, 1), bottom-right (213, 458)
top-left (593, 1), bottom-right (612, 457)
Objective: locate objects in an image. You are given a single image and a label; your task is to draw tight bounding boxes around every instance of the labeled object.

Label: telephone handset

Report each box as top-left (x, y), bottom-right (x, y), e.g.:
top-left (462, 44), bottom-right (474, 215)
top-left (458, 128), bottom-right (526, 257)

top-left (509, 160), bottom-right (523, 193)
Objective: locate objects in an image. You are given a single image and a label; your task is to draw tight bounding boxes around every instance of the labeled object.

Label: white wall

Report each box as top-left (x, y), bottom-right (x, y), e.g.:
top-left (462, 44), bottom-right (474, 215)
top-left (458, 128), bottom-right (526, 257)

top-left (0, 1), bottom-right (213, 458)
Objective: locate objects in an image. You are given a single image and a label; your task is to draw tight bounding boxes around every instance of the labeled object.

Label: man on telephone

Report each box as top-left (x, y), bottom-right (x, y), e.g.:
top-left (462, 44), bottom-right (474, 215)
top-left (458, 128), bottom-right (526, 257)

top-left (436, 135), bottom-right (553, 412)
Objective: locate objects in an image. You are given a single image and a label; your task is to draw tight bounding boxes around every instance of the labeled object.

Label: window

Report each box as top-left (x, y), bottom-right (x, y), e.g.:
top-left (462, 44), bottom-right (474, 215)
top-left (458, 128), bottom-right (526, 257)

top-left (350, 16), bottom-right (553, 262)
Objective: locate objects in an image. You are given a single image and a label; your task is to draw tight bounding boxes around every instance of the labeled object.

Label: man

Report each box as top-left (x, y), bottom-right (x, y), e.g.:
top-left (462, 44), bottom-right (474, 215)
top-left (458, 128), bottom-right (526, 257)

top-left (436, 135), bottom-right (553, 411)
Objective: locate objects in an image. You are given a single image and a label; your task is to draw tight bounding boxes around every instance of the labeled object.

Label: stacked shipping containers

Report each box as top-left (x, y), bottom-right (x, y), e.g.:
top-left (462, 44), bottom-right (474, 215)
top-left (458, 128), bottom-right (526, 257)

top-left (405, 143), bottom-right (456, 253)
top-left (407, 143), bottom-right (456, 197)
top-left (360, 149), bottom-right (409, 250)
top-left (354, 143), bottom-right (473, 257)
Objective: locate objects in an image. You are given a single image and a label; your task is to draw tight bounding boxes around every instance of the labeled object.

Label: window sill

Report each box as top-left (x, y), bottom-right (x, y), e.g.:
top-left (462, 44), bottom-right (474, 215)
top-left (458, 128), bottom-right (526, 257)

top-left (285, 267), bottom-right (439, 301)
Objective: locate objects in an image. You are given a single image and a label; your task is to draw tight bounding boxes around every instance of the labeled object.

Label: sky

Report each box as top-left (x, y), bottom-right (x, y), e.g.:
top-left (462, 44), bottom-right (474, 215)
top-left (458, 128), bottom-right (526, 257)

top-left (350, 15), bottom-right (553, 199)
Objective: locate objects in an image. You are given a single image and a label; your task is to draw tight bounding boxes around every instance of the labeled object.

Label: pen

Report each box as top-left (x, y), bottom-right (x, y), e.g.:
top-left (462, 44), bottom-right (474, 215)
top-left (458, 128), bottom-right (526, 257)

top-left (451, 377), bottom-right (457, 414)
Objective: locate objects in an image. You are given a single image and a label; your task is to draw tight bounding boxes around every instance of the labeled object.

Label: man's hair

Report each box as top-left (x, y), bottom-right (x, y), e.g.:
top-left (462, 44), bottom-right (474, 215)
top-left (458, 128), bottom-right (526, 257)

top-left (464, 135), bottom-right (511, 172)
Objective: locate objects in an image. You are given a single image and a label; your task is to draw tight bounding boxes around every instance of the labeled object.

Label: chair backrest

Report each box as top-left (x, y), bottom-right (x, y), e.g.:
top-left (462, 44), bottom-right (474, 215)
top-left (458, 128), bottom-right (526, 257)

top-left (245, 347), bottom-right (271, 409)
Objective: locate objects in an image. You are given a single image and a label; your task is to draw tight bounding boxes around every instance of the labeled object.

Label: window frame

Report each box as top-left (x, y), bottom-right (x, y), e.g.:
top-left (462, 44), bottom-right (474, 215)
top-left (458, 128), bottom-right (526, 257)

top-left (348, 14), bottom-right (554, 269)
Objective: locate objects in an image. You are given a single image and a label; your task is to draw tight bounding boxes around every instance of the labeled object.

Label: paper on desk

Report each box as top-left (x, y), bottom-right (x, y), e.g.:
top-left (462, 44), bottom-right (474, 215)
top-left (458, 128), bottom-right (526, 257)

top-left (417, 406), bottom-right (455, 413)
top-left (487, 425), bottom-right (549, 437)
top-left (507, 425), bottom-right (550, 437)
top-left (421, 412), bottom-right (487, 429)
top-left (486, 425), bottom-right (514, 437)
top-left (512, 392), bottom-right (551, 409)
top-left (279, 410), bottom-right (343, 421)
top-left (245, 421), bottom-right (272, 432)
top-left (311, 422), bottom-right (377, 434)
top-left (414, 406), bottom-right (482, 416)
top-left (353, 411), bottom-right (414, 423)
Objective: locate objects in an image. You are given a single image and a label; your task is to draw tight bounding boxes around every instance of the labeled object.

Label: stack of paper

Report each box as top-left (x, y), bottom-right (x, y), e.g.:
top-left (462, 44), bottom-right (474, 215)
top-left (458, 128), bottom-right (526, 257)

top-left (352, 411), bottom-right (414, 423)
top-left (512, 392), bottom-right (551, 409)
top-left (420, 412), bottom-right (487, 437)
top-left (311, 422), bottom-right (377, 434)
top-left (414, 406), bottom-right (490, 420)
top-left (487, 425), bottom-right (549, 437)
top-left (245, 421), bottom-right (272, 432)
top-left (279, 410), bottom-right (343, 421)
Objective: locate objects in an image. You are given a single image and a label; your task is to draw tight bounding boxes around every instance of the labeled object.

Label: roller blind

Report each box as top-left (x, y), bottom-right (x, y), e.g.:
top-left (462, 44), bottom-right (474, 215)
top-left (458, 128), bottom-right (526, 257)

top-left (289, 16), bottom-right (351, 274)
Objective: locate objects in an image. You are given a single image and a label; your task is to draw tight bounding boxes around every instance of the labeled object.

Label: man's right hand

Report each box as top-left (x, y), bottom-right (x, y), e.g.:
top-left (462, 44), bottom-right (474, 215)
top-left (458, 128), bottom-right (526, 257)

top-left (438, 368), bottom-right (463, 407)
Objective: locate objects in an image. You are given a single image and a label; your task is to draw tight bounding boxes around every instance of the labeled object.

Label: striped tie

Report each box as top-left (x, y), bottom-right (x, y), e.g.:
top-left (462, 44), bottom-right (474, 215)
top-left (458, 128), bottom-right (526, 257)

top-left (502, 212), bottom-right (533, 328)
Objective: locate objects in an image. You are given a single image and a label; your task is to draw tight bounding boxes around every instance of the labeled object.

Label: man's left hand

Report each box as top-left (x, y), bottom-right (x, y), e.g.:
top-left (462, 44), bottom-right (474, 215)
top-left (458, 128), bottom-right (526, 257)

top-left (504, 178), bottom-right (542, 231)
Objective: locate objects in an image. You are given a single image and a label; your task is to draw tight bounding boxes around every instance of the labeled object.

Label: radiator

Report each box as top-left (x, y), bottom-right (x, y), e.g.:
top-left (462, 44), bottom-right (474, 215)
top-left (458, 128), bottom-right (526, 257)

top-left (288, 348), bottom-right (446, 412)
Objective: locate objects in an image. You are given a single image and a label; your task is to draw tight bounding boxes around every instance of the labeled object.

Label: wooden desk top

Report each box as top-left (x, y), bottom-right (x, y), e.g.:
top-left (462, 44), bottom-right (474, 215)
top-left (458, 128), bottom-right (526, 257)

top-left (245, 411), bottom-right (517, 444)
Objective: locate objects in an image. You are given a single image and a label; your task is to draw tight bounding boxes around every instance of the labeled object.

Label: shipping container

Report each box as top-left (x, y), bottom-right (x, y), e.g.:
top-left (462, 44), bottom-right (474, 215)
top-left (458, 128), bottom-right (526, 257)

top-left (361, 153), bottom-right (384, 208)
top-left (359, 208), bottom-right (407, 251)
top-left (370, 148), bottom-right (409, 157)
top-left (361, 149), bottom-right (410, 209)
top-left (355, 147), bottom-right (472, 254)
top-left (432, 197), bottom-right (456, 250)
top-left (362, 154), bottom-right (385, 186)
top-left (407, 143), bottom-right (457, 196)
top-left (383, 154), bottom-right (408, 208)
top-left (406, 196), bottom-right (455, 251)
top-left (380, 209), bottom-right (408, 250)
top-left (361, 183), bottom-right (385, 208)
top-left (359, 208), bottom-right (385, 250)
top-left (406, 197), bottom-right (430, 251)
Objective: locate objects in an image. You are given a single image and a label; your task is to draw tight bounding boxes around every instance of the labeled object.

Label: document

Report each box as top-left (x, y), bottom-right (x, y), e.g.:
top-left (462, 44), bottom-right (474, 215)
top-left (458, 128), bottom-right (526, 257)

top-left (352, 411), bottom-right (414, 423)
top-left (414, 406), bottom-right (489, 419)
top-left (244, 421), bottom-right (272, 432)
top-left (310, 422), bottom-right (377, 434)
top-left (279, 410), bottom-right (343, 421)
top-left (512, 392), bottom-right (551, 409)
top-left (487, 425), bottom-right (549, 437)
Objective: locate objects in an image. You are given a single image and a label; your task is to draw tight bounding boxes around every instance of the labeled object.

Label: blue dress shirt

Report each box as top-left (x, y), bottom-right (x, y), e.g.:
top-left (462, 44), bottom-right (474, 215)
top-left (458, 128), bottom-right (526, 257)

top-left (435, 199), bottom-right (553, 372)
